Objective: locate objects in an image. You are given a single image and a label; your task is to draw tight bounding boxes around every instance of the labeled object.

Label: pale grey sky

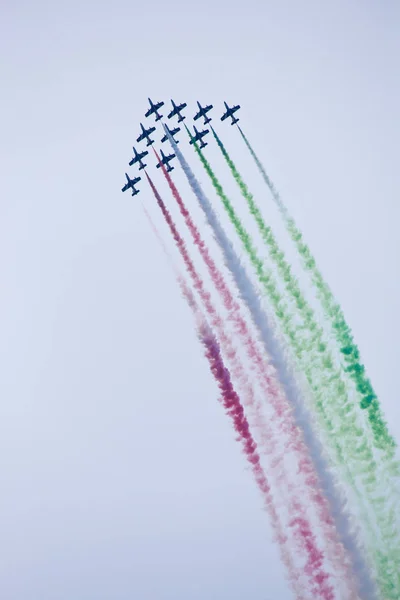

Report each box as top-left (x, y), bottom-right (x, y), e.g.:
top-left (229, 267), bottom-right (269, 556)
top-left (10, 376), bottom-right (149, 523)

top-left (1, 1), bottom-right (399, 599)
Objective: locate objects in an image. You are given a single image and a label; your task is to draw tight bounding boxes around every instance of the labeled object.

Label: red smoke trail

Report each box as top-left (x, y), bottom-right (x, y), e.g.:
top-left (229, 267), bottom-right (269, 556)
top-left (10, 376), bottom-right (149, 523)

top-left (190, 295), bottom-right (335, 600)
top-left (154, 153), bottom-right (308, 465)
top-left (153, 159), bottom-right (339, 598)
top-left (146, 172), bottom-right (335, 599)
top-left (153, 149), bottom-right (272, 387)
top-left (162, 135), bottom-right (358, 596)
top-left (145, 171), bottom-right (260, 420)
top-left (199, 316), bottom-right (307, 598)
top-left (144, 172), bottom-right (305, 596)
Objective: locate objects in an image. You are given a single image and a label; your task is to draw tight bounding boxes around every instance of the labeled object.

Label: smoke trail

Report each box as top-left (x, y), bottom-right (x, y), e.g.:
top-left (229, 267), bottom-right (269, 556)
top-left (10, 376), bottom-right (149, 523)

top-left (146, 171), bottom-right (336, 599)
top-left (188, 132), bottom-right (399, 597)
top-left (211, 125), bottom-right (400, 561)
top-left (153, 149), bottom-right (285, 405)
top-left (141, 204), bottom-right (177, 271)
top-left (154, 147), bottom-right (291, 421)
top-left (141, 204), bottom-right (308, 599)
top-left (166, 126), bottom-right (371, 599)
top-left (194, 305), bottom-right (306, 600)
top-left (231, 125), bottom-right (400, 592)
top-left (236, 125), bottom-right (398, 464)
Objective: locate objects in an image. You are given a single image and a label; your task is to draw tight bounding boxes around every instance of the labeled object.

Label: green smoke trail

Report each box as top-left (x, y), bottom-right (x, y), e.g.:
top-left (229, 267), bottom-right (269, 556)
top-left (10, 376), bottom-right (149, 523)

top-left (236, 125), bottom-right (397, 464)
top-left (185, 125), bottom-right (400, 597)
top-left (211, 126), bottom-right (400, 593)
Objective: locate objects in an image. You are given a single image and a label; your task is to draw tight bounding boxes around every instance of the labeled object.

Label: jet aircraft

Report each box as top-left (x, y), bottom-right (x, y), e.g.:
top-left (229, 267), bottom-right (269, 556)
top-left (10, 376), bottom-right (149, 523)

top-left (145, 98), bottom-right (164, 121)
top-left (221, 101), bottom-right (241, 125)
top-left (161, 124), bottom-right (181, 144)
top-left (156, 149), bottom-right (176, 173)
top-left (193, 101), bottom-right (213, 124)
top-left (129, 146), bottom-right (148, 170)
top-left (189, 125), bottom-right (209, 149)
top-left (168, 100), bottom-right (187, 122)
top-left (137, 122), bottom-right (156, 146)
top-left (121, 173), bottom-right (141, 196)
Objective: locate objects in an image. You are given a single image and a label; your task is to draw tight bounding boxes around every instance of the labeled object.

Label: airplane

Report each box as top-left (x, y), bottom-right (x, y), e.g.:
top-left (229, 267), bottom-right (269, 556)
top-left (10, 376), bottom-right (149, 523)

top-left (189, 125), bottom-right (209, 149)
top-left (121, 173), bottom-right (141, 196)
top-left (136, 122), bottom-right (156, 146)
top-left (161, 124), bottom-right (181, 144)
top-left (194, 101), bottom-right (213, 124)
top-left (145, 97), bottom-right (164, 121)
top-left (221, 101), bottom-right (241, 125)
top-left (128, 146), bottom-right (148, 170)
top-left (168, 99), bottom-right (187, 123)
top-left (156, 149), bottom-right (176, 173)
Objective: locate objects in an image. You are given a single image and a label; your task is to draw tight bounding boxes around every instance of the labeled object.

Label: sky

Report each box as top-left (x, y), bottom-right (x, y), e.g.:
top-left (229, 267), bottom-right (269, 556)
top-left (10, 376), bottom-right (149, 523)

top-left (1, 1), bottom-right (400, 599)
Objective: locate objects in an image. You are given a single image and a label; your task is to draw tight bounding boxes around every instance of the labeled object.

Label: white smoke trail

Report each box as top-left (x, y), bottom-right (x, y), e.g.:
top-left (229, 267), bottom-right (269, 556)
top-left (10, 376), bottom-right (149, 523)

top-left (164, 125), bottom-right (377, 600)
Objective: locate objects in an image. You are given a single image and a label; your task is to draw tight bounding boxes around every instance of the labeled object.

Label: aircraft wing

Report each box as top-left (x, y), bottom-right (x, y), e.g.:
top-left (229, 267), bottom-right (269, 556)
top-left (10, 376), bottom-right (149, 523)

top-left (161, 133), bottom-right (172, 143)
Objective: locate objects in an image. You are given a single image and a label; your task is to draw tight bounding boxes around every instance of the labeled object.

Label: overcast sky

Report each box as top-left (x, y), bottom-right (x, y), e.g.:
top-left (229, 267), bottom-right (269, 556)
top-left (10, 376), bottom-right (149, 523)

top-left (1, 1), bottom-right (399, 599)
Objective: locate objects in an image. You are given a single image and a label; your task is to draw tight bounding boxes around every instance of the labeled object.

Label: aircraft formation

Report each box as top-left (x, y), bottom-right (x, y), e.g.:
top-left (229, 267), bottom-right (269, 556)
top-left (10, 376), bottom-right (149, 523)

top-left (118, 95), bottom-right (400, 599)
top-left (121, 98), bottom-right (240, 196)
